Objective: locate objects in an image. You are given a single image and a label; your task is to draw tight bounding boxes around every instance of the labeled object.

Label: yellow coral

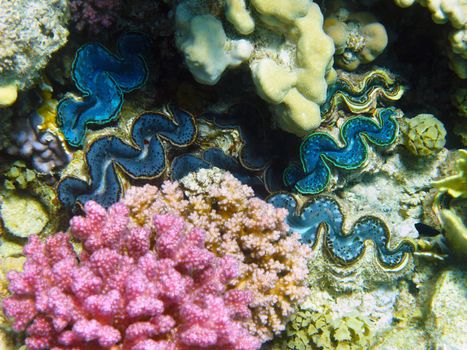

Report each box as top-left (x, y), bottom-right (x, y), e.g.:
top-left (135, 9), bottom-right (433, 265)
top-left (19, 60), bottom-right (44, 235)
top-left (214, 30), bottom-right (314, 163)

top-left (401, 114), bottom-right (447, 156)
top-left (268, 307), bottom-right (374, 350)
top-left (225, 0), bottom-right (255, 34)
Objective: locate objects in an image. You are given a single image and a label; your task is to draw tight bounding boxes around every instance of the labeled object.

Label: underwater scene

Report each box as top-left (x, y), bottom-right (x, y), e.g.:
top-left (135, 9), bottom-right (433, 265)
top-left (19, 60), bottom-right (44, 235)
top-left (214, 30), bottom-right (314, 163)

top-left (0, 0), bottom-right (466, 349)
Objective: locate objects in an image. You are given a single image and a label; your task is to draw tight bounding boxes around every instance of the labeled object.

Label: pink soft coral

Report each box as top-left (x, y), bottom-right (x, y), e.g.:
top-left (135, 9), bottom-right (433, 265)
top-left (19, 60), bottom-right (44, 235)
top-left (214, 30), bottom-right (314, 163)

top-left (2, 201), bottom-right (260, 350)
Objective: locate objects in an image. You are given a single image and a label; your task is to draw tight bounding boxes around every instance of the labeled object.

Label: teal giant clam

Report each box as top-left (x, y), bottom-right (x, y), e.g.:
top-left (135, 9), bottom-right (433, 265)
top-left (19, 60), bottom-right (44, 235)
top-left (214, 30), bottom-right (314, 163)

top-left (321, 68), bottom-right (404, 124)
top-left (268, 193), bottom-right (414, 267)
top-left (284, 108), bottom-right (399, 194)
top-left (57, 33), bottom-right (149, 147)
top-left (57, 106), bottom-right (196, 209)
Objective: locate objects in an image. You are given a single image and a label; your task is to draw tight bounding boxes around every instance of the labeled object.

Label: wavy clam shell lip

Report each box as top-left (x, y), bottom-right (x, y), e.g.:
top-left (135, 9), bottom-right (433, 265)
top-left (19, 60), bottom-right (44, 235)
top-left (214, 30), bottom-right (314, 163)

top-left (267, 192), bottom-right (414, 269)
top-left (57, 106), bottom-right (197, 210)
top-left (57, 33), bottom-right (149, 148)
top-left (321, 68), bottom-right (404, 124)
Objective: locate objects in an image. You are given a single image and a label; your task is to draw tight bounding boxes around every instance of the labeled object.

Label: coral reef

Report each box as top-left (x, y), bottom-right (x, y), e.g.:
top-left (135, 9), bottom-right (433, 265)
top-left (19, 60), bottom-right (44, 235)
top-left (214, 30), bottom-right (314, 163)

top-left (1, 1), bottom-right (466, 349)
top-left (269, 307), bottom-right (374, 350)
top-left (175, 0), bottom-right (336, 136)
top-left (284, 108), bottom-right (399, 194)
top-left (267, 192), bottom-right (414, 267)
top-left (400, 114), bottom-right (447, 156)
top-left (324, 8), bottom-right (388, 71)
top-left (0, 0), bottom-right (69, 94)
top-left (123, 168), bottom-right (311, 341)
top-left (3, 202), bottom-right (260, 350)
top-left (57, 106), bottom-right (197, 209)
top-left (321, 68), bottom-right (404, 124)
top-left (57, 33), bottom-right (149, 147)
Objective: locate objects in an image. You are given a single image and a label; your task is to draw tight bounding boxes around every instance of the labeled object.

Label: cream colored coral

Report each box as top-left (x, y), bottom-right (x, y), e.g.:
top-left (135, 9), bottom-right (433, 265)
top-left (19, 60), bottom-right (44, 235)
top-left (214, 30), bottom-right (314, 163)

top-left (432, 149), bottom-right (467, 198)
top-left (175, 3), bottom-right (253, 85)
top-left (438, 208), bottom-right (467, 257)
top-left (225, 0), bottom-right (255, 34)
top-left (251, 1), bottom-right (336, 135)
top-left (420, 0), bottom-right (466, 27)
top-left (324, 9), bottom-right (388, 71)
top-left (175, 0), bottom-right (336, 136)
top-left (123, 168), bottom-right (312, 341)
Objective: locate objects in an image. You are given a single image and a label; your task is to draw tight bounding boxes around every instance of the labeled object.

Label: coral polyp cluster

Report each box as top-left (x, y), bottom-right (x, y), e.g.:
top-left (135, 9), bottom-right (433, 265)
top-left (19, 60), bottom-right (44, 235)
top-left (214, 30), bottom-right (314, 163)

top-left (3, 201), bottom-right (260, 350)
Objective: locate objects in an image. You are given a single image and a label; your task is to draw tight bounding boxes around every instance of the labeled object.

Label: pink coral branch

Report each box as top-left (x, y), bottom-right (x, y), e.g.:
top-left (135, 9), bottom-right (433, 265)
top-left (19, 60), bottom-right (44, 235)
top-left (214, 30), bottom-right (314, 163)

top-left (3, 201), bottom-right (260, 350)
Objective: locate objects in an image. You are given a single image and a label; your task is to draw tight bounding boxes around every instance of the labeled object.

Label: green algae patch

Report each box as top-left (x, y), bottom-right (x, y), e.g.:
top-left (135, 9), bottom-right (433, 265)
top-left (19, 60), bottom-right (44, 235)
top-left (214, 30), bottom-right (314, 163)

top-left (1, 194), bottom-right (49, 238)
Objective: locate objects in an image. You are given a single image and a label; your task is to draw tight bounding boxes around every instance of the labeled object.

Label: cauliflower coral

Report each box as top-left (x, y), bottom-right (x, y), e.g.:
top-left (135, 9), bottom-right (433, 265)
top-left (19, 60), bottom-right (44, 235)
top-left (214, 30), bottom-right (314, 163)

top-left (2, 201), bottom-right (260, 350)
top-left (123, 168), bottom-right (312, 341)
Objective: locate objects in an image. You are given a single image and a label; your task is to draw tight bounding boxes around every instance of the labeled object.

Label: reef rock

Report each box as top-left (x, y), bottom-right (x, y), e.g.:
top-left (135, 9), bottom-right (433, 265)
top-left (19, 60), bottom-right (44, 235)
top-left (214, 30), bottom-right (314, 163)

top-left (428, 269), bottom-right (467, 349)
top-left (0, 0), bottom-right (69, 102)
